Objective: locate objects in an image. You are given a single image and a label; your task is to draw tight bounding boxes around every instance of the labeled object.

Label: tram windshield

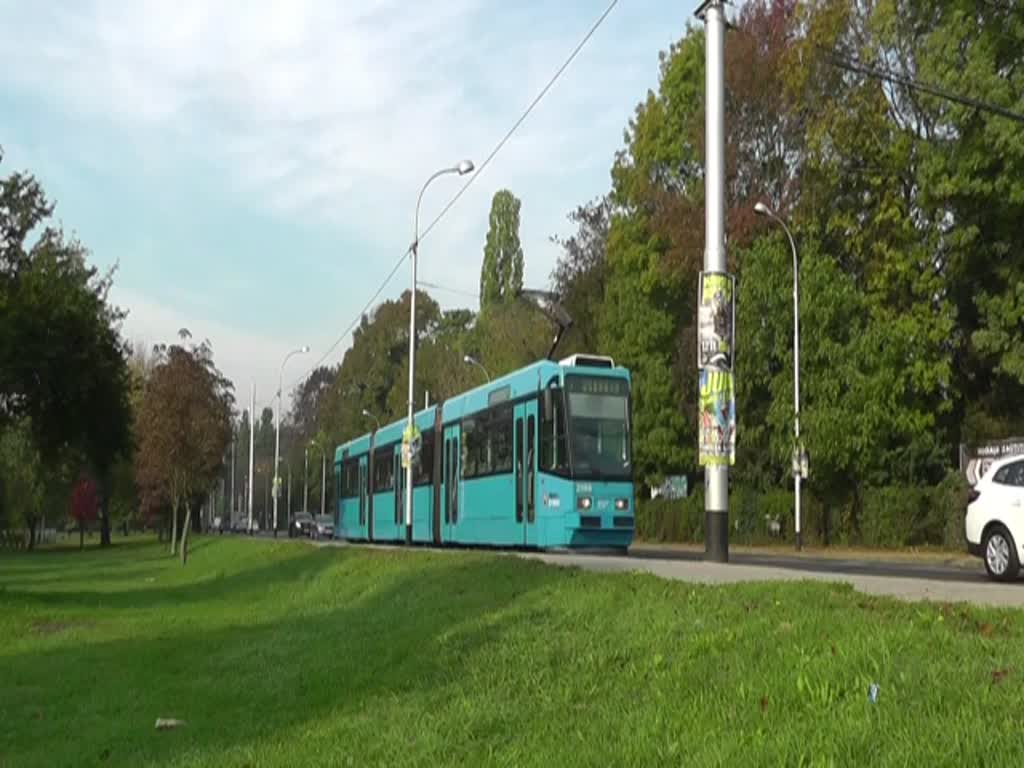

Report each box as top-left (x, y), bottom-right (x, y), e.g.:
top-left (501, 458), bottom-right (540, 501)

top-left (564, 375), bottom-right (631, 480)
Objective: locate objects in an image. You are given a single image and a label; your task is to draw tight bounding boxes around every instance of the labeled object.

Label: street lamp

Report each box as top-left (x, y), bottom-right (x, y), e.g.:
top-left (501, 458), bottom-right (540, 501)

top-left (406, 159), bottom-right (474, 545)
top-left (463, 354), bottom-right (491, 382)
top-left (309, 438), bottom-right (327, 519)
top-left (754, 201), bottom-right (802, 550)
top-left (274, 345), bottom-right (310, 538)
top-left (361, 409), bottom-right (381, 431)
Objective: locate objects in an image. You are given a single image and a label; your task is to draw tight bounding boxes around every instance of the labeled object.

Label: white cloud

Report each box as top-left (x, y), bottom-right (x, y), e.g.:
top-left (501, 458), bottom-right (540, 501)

top-left (2, 0), bottom-right (686, 385)
top-left (113, 285), bottom-right (321, 416)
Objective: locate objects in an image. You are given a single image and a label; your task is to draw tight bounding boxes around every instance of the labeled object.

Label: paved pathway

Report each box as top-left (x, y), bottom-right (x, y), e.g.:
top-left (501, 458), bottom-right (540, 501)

top-left (522, 550), bottom-right (1024, 609)
top-left (250, 532), bottom-right (1024, 608)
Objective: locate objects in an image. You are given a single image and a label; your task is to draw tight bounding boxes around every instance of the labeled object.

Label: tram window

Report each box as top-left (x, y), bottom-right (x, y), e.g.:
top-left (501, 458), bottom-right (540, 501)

top-left (352, 461), bottom-right (361, 496)
top-left (461, 405), bottom-right (513, 478)
top-left (373, 448), bottom-right (394, 491)
top-left (342, 460), bottom-right (360, 498)
top-left (461, 418), bottom-right (479, 477)
top-left (414, 430), bottom-right (434, 485)
top-left (490, 406), bottom-right (513, 473)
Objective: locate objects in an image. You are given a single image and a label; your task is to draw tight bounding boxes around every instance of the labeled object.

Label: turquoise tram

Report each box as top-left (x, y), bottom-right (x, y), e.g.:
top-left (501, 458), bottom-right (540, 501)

top-left (334, 354), bottom-right (634, 550)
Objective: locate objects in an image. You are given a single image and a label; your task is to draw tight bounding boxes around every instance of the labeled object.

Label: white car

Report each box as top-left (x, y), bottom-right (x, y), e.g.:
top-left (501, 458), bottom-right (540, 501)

top-left (965, 455), bottom-right (1024, 581)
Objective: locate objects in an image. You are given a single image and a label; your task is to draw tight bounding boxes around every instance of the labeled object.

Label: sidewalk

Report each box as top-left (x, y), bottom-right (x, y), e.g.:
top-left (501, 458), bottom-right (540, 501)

top-left (526, 550), bottom-right (1024, 609)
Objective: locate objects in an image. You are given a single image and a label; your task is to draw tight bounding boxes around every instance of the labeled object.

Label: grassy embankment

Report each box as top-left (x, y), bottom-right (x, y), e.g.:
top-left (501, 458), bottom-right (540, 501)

top-left (1, 536), bottom-right (1022, 766)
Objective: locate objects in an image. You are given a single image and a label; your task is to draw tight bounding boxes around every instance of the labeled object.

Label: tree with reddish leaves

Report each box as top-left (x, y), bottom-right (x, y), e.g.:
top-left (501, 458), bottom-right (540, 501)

top-left (69, 475), bottom-right (98, 550)
top-left (135, 330), bottom-right (233, 565)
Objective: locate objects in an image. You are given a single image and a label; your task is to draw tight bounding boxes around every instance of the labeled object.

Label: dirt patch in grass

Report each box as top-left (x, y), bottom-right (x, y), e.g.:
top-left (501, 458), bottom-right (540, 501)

top-left (31, 619), bottom-right (91, 635)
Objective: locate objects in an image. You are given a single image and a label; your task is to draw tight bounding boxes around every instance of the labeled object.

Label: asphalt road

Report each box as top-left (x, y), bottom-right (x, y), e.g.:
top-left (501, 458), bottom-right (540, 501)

top-left (238, 531), bottom-right (1024, 608)
top-left (628, 544), bottom-right (982, 583)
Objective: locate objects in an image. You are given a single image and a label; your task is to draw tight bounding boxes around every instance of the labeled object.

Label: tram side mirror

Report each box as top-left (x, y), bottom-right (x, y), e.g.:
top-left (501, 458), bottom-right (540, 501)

top-left (542, 388), bottom-right (553, 421)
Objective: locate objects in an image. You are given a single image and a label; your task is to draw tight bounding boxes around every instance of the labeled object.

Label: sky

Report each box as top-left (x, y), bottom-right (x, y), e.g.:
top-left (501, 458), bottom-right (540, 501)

top-left (0, 0), bottom-right (698, 415)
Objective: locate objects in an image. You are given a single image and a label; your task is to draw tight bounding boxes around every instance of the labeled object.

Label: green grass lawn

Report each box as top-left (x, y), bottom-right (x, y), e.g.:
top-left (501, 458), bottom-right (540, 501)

top-left (2, 537), bottom-right (1023, 767)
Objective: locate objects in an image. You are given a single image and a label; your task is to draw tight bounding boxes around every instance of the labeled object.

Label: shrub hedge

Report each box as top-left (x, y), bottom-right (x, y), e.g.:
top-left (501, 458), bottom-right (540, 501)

top-left (635, 472), bottom-right (971, 549)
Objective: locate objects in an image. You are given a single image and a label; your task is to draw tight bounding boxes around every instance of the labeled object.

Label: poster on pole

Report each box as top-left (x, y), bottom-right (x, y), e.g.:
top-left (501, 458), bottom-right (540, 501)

top-left (401, 423), bottom-right (422, 470)
top-left (698, 369), bottom-right (736, 467)
top-left (697, 271), bottom-right (736, 370)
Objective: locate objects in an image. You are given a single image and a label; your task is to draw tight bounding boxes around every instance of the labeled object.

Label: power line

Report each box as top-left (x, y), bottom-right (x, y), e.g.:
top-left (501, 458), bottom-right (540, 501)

top-left (288, 0), bottom-right (621, 389)
top-left (416, 279), bottom-right (480, 300)
top-left (827, 53), bottom-right (1024, 125)
top-left (290, 253), bottom-right (407, 387)
top-left (416, 0), bottom-right (622, 244)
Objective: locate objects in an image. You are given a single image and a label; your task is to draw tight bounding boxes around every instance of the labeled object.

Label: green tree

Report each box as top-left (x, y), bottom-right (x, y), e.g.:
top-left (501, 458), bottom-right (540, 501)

top-left (313, 290), bottom-right (442, 449)
top-left (468, 299), bottom-right (551, 379)
top-left (600, 214), bottom-right (689, 485)
top-left (597, 28), bottom-right (706, 486)
top-left (737, 233), bottom-right (947, 512)
top-left (289, 365), bottom-right (337, 445)
top-left (480, 189), bottom-right (524, 308)
top-left (595, 2), bottom-right (807, 488)
top-left (0, 151), bottom-right (133, 547)
top-left (550, 196), bottom-right (611, 355)
top-left (0, 419), bottom-right (45, 548)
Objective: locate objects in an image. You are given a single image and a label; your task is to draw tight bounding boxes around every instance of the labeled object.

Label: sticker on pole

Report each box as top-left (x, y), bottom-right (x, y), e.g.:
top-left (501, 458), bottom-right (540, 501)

top-left (401, 424), bottom-right (421, 470)
top-left (792, 445), bottom-right (809, 479)
top-left (697, 271), bottom-right (736, 370)
top-left (698, 369), bottom-right (736, 466)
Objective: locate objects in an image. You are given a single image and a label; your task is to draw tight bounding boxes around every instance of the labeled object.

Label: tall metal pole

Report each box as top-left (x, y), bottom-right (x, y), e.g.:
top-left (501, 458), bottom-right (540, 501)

top-left (699, 0), bottom-right (729, 562)
top-left (775, 216), bottom-right (802, 551)
top-left (247, 383), bottom-right (255, 534)
top-left (230, 436), bottom-right (236, 521)
top-left (274, 347), bottom-right (308, 538)
top-left (790, 227), bottom-right (801, 551)
top-left (321, 450), bottom-right (327, 518)
top-left (406, 241), bottom-right (418, 545)
top-left (304, 447), bottom-right (309, 513)
top-left (274, 388), bottom-right (280, 537)
top-left (408, 161), bottom-right (473, 546)
top-left (287, 463), bottom-right (292, 528)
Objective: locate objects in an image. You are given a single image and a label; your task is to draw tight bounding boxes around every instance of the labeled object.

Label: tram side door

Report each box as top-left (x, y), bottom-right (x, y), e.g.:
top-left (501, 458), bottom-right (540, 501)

top-left (442, 424), bottom-right (460, 542)
top-left (358, 455), bottom-right (369, 540)
top-left (514, 400), bottom-right (538, 547)
top-left (394, 449), bottom-right (405, 535)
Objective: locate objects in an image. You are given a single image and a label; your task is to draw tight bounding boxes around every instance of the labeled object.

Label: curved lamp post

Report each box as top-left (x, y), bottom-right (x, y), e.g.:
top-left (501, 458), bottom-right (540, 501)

top-left (406, 159), bottom-right (474, 545)
top-left (463, 354), bottom-right (491, 382)
top-left (754, 201), bottom-right (802, 550)
top-left (361, 408), bottom-right (381, 431)
top-left (273, 345), bottom-right (309, 537)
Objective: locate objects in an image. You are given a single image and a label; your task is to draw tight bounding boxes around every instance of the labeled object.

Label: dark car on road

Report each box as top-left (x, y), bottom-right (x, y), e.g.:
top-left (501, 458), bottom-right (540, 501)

top-left (312, 514), bottom-right (335, 541)
top-left (290, 512), bottom-right (315, 538)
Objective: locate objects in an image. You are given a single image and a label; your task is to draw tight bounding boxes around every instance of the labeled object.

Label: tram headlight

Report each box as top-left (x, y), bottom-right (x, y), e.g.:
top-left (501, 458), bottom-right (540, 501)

top-left (614, 498), bottom-right (629, 511)
top-left (577, 496), bottom-right (592, 510)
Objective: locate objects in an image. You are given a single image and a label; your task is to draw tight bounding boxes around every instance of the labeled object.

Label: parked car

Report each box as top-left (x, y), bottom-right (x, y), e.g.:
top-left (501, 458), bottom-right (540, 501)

top-left (965, 455), bottom-right (1024, 581)
top-left (290, 512), bottom-right (315, 538)
top-left (232, 518), bottom-right (260, 535)
top-left (313, 514), bottom-right (335, 541)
